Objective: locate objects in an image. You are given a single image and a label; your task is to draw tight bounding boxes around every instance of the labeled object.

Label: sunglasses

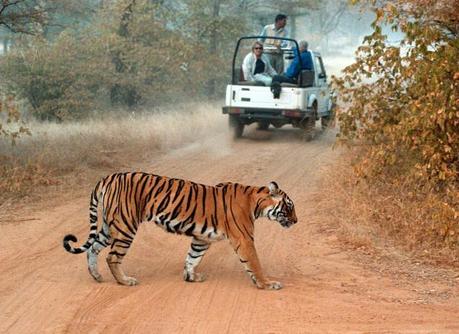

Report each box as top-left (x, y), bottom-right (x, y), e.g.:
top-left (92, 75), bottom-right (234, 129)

top-left (254, 47), bottom-right (263, 50)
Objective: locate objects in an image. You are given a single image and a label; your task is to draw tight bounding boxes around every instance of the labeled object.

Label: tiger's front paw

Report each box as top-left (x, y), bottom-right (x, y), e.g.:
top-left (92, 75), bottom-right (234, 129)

top-left (118, 276), bottom-right (138, 286)
top-left (257, 280), bottom-right (283, 290)
top-left (266, 280), bottom-right (283, 290)
top-left (193, 272), bottom-right (206, 282)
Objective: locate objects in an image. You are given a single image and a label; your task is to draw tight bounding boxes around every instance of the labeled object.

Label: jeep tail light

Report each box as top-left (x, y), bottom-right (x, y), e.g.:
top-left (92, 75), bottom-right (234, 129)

top-left (282, 110), bottom-right (301, 118)
top-left (230, 107), bottom-right (241, 114)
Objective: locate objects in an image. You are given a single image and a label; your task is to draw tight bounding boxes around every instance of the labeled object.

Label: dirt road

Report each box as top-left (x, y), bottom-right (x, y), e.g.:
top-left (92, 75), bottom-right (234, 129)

top-left (1, 126), bottom-right (458, 333)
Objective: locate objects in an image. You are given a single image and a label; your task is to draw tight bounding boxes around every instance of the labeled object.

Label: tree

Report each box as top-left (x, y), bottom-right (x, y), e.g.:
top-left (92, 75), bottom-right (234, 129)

top-left (0, 0), bottom-right (47, 141)
top-left (181, 0), bottom-right (251, 97)
top-left (334, 0), bottom-right (458, 187)
top-left (109, 0), bottom-right (139, 107)
top-left (315, 0), bottom-right (348, 52)
top-left (0, 0), bottom-right (47, 34)
top-left (0, 0), bottom-right (96, 35)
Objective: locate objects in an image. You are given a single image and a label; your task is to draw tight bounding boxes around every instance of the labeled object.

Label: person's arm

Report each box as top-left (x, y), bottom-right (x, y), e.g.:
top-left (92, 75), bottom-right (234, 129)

top-left (242, 53), bottom-right (255, 81)
top-left (258, 25), bottom-right (267, 43)
top-left (280, 27), bottom-right (290, 48)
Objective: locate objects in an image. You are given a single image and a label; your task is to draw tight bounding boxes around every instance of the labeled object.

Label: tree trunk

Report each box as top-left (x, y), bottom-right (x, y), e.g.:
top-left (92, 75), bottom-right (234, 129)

top-left (207, 0), bottom-right (221, 98)
top-left (2, 38), bottom-right (8, 54)
top-left (110, 0), bottom-right (140, 108)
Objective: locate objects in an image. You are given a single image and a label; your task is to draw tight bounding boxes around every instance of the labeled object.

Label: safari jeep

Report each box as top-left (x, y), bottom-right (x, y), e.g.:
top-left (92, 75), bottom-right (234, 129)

top-left (222, 36), bottom-right (334, 140)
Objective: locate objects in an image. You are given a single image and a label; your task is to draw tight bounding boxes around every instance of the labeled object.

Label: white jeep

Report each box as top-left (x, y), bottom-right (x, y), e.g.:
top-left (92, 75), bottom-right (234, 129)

top-left (222, 36), bottom-right (334, 139)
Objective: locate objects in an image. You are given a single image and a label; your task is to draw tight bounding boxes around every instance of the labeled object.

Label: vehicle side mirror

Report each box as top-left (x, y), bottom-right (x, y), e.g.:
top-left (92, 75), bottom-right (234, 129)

top-left (318, 73), bottom-right (327, 79)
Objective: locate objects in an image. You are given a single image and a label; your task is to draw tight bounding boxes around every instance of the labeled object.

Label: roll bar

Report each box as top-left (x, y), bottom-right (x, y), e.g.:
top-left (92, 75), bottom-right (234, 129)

top-left (231, 36), bottom-right (303, 85)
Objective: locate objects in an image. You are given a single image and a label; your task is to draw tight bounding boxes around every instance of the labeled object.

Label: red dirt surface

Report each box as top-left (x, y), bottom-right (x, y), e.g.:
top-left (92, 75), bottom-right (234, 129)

top-left (1, 128), bottom-right (458, 333)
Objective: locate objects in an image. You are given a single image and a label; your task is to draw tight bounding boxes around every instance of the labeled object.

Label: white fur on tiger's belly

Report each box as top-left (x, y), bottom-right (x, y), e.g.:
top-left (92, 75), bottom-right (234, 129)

top-left (149, 216), bottom-right (226, 242)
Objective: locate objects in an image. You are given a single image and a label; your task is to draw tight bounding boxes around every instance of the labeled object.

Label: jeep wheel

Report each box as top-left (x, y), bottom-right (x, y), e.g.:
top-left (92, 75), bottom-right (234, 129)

top-left (321, 105), bottom-right (335, 130)
top-left (302, 122), bottom-right (314, 141)
top-left (301, 103), bottom-right (317, 141)
top-left (229, 115), bottom-right (244, 139)
top-left (321, 116), bottom-right (330, 130)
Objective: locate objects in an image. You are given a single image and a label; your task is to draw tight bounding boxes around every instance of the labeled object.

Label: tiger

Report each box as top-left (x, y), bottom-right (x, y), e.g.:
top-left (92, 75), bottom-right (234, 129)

top-left (63, 172), bottom-right (297, 290)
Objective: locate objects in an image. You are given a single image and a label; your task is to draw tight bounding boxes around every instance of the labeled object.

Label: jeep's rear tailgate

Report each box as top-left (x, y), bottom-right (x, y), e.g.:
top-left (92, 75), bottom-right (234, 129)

top-left (225, 85), bottom-right (306, 110)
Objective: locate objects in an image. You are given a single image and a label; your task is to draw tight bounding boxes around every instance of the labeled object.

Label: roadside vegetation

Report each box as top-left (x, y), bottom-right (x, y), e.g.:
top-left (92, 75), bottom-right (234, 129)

top-left (331, 0), bottom-right (458, 265)
top-left (0, 103), bottom-right (225, 202)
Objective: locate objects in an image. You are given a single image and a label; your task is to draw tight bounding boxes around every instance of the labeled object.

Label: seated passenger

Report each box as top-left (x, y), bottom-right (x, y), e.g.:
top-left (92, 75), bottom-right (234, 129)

top-left (272, 40), bottom-right (313, 85)
top-left (242, 41), bottom-right (277, 86)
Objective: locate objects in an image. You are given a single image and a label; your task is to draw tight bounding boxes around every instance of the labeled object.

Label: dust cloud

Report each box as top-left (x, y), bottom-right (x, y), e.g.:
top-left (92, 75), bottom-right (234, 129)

top-left (0, 102), bottom-right (231, 172)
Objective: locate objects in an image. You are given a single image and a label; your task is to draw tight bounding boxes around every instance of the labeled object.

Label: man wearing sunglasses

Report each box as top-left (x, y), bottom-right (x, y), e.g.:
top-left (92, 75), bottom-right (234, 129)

top-left (242, 41), bottom-right (277, 86)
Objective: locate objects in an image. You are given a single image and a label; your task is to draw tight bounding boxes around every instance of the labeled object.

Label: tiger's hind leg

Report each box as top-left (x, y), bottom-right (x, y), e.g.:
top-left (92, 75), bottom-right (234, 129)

top-left (87, 222), bottom-right (112, 282)
top-left (183, 237), bottom-right (210, 282)
top-left (106, 219), bottom-right (139, 286)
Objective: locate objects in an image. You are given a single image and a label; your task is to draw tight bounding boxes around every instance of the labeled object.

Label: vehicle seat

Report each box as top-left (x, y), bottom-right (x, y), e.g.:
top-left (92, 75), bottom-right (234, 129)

top-left (279, 70), bottom-right (315, 87)
top-left (280, 83), bottom-right (297, 88)
top-left (242, 81), bottom-right (266, 86)
top-left (298, 70), bottom-right (315, 87)
top-left (235, 67), bottom-right (265, 86)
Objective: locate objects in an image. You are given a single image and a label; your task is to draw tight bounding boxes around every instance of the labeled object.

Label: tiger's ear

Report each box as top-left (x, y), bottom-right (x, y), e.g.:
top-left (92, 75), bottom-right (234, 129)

top-left (268, 181), bottom-right (279, 195)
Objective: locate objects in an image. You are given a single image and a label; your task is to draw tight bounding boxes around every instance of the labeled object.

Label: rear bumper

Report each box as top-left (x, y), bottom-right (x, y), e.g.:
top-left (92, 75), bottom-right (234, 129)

top-left (222, 106), bottom-right (310, 120)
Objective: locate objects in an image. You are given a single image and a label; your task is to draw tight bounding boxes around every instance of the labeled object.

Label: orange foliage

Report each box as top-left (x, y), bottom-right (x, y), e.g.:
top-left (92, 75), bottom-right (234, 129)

top-left (333, 0), bottom-right (458, 251)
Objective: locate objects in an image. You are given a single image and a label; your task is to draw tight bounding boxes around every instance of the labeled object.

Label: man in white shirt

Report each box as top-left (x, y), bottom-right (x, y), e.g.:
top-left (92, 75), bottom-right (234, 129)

top-left (259, 14), bottom-right (289, 74)
top-left (242, 41), bottom-right (277, 86)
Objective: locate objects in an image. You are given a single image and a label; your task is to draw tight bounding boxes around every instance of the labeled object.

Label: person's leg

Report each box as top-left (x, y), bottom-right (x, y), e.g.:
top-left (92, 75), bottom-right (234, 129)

top-left (274, 53), bottom-right (284, 74)
top-left (267, 53), bottom-right (283, 74)
top-left (272, 74), bottom-right (296, 85)
top-left (254, 74), bottom-right (272, 86)
top-left (283, 75), bottom-right (296, 84)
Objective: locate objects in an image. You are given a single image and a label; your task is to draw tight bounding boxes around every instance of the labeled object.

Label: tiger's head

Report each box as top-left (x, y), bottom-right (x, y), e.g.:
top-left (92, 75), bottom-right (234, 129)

top-left (260, 182), bottom-right (297, 228)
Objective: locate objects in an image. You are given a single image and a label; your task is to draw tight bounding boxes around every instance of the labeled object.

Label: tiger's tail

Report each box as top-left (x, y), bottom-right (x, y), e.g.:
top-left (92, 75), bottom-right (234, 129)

top-left (63, 180), bottom-right (103, 254)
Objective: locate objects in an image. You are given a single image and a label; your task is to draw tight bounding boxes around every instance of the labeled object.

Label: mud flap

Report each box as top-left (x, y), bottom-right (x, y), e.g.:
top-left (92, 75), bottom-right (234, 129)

top-left (270, 82), bottom-right (281, 99)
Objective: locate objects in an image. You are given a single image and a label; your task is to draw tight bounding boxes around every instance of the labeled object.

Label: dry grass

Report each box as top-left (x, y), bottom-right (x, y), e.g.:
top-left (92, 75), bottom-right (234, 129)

top-left (315, 149), bottom-right (459, 267)
top-left (0, 102), bottom-right (227, 201)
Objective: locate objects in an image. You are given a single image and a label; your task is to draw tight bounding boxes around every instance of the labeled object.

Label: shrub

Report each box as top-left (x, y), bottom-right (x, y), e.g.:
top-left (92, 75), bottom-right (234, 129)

top-left (0, 32), bottom-right (113, 120)
top-left (334, 1), bottom-right (458, 189)
top-left (0, 95), bottom-right (29, 143)
top-left (333, 1), bottom-right (458, 252)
